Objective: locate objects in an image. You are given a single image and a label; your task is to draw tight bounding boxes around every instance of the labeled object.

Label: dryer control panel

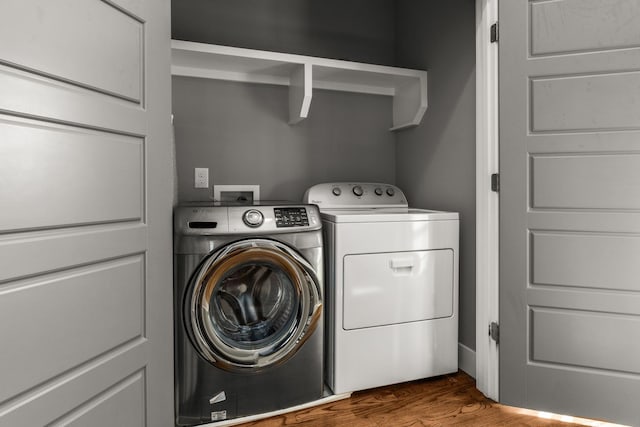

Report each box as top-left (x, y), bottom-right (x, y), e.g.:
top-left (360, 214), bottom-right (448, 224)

top-left (303, 182), bottom-right (408, 209)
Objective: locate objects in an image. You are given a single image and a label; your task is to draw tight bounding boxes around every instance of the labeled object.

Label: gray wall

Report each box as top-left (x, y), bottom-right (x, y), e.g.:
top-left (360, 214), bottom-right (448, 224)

top-left (172, 0), bottom-right (396, 65)
top-left (173, 78), bottom-right (395, 202)
top-left (395, 0), bottom-right (477, 350)
top-left (171, 0), bottom-right (397, 202)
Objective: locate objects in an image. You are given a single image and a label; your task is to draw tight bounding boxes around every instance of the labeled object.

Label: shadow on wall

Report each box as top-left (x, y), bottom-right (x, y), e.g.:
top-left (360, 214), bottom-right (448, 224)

top-left (394, 0), bottom-right (477, 352)
top-left (171, 0), bottom-right (396, 65)
top-left (395, 0), bottom-right (476, 208)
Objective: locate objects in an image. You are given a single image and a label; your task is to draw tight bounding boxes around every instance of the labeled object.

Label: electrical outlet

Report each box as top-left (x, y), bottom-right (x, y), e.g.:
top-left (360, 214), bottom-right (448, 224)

top-left (194, 168), bottom-right (209, 189)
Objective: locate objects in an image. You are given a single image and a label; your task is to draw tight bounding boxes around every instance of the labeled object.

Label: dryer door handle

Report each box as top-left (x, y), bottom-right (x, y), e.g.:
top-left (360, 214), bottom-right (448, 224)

top-left (389, 258), bottom-right (414, 270)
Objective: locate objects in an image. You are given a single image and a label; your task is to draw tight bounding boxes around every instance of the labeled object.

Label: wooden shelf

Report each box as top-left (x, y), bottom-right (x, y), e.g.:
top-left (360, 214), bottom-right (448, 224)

top-left (171, 40), bottom-right (428, 131)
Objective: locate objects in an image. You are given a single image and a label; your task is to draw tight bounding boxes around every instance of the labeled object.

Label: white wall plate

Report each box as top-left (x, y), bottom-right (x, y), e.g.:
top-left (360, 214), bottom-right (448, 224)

top-left (213, 185), bottom-right (260, 203)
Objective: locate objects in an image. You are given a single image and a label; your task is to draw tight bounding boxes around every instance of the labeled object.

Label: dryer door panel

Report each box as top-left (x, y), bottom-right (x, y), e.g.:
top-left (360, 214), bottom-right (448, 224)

top-left (343, 249), bottom-right (453, 330)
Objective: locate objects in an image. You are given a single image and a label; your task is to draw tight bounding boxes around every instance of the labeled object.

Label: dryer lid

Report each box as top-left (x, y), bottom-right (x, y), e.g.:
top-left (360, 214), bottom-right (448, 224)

top-left (320, 207), bottom-right (459, 223)
top-left (304, 182), bottom-right (458, 222)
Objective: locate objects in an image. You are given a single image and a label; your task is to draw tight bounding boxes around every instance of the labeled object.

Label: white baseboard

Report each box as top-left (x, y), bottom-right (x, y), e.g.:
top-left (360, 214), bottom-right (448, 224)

top-left (459, 342), bottom-right (476, 378)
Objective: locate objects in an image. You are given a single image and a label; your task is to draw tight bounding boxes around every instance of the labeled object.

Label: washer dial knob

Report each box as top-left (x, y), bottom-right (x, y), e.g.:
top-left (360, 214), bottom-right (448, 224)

top-left (352, 185), bottom-right (364, 197)
top-left (242, 209), bottom-right (264, 227)
top-left (332, 187), bottom-right (342, 196)
top-left (386, 187), bottom-right (395, 197)
top-left (374, 187), bottom-right (383, 196)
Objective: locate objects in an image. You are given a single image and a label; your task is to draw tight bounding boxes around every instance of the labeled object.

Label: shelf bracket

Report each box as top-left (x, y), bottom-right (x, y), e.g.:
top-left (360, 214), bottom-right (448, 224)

top-left (288, 63), bottom-right (312, 124)
top-left (390, 72), bottom-right (428, 131)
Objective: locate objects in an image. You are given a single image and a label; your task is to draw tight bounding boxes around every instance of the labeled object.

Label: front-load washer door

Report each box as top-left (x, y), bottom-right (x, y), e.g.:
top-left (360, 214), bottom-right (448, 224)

top-left (185, 238), bottom-right (322, 372)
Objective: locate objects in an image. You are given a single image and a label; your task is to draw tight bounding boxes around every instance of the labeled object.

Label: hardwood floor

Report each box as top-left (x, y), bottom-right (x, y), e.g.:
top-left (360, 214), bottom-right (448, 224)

top-left (236, 371), bottom-right (590, 427)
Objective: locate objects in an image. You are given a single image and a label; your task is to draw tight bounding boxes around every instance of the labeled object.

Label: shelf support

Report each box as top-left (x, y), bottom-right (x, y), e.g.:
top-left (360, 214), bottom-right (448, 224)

top-left (288, 63), bottom-right (312, 124)
top-left (390, 72), bottom-right (428, 131)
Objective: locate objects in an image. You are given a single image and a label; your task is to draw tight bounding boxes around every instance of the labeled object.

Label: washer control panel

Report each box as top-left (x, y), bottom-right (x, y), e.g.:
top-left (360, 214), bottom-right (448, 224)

top-left (274, 207), bottom-right (309, 227)
top-left (228, 205), bottom-right (319, 233)
top-left (175, 204), bottom-right (321, 235)
top-left (304, 182), bottom-right (408, 209)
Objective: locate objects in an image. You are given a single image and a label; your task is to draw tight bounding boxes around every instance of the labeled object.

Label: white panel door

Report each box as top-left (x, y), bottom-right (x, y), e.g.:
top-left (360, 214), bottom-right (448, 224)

top-left (0, 0), bottom-right (173, 425)
top-left (499, 1), bottom-right (640, 425)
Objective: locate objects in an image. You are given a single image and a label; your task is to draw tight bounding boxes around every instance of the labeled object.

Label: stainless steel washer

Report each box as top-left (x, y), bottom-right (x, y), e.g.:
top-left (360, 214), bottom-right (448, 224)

top-left (174, 203), bottom-right (324, 426)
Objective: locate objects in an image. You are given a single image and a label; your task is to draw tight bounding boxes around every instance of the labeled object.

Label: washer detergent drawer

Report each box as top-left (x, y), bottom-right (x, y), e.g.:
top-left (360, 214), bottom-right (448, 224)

top-left (343, 249), bottom-right (453, 330)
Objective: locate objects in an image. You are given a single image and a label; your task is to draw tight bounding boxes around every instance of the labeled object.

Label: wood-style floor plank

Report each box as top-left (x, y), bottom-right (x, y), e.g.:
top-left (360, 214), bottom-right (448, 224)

top-left (237, 372), bottom-right (586, 426)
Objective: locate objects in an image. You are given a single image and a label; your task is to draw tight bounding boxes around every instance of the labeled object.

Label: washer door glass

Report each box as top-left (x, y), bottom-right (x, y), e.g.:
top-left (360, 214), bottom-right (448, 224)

top-left (187, 238), bottom-right (322, 371)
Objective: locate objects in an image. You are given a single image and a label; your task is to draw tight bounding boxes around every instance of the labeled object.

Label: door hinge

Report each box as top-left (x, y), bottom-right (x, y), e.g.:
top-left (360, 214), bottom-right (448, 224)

top-left (489, 321), bottom-right (500, 344)
top-left (491, 173), bottom-right (500, 192)
top-left (490, 22), bottom-right (499, 43)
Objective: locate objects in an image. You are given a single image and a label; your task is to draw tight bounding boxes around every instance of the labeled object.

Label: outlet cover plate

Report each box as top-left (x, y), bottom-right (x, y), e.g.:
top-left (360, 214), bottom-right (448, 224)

top-left (194, 168), bottom-right (209, 188)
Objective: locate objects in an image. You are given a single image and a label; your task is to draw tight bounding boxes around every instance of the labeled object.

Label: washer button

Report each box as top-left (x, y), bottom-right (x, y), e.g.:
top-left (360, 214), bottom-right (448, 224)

top-left (353, 185), bottom-right (364, 197)
top-left (332, 187), bottom-right (342, 196)
top-left (243, 209), bottom-right (264, 227)
top-left (386, 187), bottom-right (395, 197)
top-left (374, 187), bottom-right (383, 196)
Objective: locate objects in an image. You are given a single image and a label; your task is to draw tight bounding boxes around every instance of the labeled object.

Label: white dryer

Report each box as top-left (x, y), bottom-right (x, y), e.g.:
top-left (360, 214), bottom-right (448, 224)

top-left (304, 182), bottom-right (459, 395)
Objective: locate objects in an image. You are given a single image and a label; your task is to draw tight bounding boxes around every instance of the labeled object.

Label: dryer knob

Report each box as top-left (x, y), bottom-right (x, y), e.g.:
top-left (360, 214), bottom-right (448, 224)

top-left (374, 187), bottom-right (383, 196)
top-left (386, 187), bottom-right (395, 197)
top-left (352, 185), bottom-right (364, 197)
top-left (332, 187), bottom-right (342, 196)
top-left (243, 209), bottom-right (264, 227)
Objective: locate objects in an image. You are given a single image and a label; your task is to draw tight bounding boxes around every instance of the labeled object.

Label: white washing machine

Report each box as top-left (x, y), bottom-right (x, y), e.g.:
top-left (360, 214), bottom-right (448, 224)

top-left (304, 182), bottom-right (459, 395)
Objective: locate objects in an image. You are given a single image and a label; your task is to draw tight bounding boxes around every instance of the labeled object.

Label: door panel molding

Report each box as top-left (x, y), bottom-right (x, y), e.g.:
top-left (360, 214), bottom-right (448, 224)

top-left (0, 256), bottom-right (145, 403)
top-left (530, 306), bottom-right (640, 373)
top-left (0, 117), bottom-right (144, 232)
top-left (0, 65), bottom-right (146, 135)
top-left (529, 153), bottom-right (640, 210)
top-left (0, 0), bottom-right (144, 103)
top-left (0, 223), bottom-right (146, 283)
top-left (0, 339), bottom-right (147, 425)
top-left (47, 370), bottom-right (146, 427)
top-left (531, 230), bottom-right (640, 292)
top-left (530, 71), bottom-right (640, 132)
top-left (529, 0), bottom-right (640, 56)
